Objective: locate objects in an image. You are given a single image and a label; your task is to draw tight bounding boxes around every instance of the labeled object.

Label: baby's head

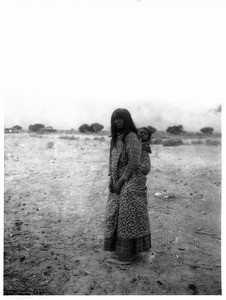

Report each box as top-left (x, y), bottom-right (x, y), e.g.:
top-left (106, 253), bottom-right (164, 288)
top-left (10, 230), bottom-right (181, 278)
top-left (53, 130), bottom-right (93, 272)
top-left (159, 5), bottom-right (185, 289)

top-left (138, 127), bottom-right (151, 142)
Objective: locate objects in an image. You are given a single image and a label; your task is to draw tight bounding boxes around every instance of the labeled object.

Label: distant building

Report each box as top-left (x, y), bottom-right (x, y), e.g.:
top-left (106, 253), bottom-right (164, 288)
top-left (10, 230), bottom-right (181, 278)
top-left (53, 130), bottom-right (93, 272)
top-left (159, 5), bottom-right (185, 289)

top-left (4, 128), bottom-right (19, 133)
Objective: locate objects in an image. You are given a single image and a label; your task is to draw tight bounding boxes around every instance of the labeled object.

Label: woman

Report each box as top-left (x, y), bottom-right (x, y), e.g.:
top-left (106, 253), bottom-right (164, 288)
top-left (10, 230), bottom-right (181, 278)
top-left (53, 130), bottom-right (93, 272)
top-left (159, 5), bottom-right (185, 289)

top-left (104, 108), bottom-right (151, 264)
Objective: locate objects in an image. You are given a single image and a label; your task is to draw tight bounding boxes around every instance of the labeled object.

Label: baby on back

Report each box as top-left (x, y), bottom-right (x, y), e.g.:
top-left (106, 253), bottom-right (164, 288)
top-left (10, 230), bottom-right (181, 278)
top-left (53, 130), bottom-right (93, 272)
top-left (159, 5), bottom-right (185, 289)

top-left (138, 127), bottom-right (152, 175)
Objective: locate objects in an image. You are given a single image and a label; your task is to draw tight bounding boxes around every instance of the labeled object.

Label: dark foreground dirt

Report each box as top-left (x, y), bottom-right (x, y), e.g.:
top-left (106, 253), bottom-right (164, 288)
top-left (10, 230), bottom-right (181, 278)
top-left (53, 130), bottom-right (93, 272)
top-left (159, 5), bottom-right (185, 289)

top-left (4, 133), bottom-right (221, 295)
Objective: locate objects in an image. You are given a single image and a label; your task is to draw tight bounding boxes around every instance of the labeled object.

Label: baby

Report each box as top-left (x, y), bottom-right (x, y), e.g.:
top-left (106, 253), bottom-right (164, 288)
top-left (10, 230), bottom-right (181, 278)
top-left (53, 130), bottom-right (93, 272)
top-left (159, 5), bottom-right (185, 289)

top-left (138, 127), bottom-right (152, 176)
top-left (138, 127), bottom-right (152, 154)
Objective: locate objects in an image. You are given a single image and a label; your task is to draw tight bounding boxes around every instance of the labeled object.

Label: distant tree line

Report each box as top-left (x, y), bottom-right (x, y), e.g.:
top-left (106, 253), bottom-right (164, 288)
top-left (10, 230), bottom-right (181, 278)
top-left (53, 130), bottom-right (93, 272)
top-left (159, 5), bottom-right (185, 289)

top-left (142, 125), bottom-right (215, 136)
top-left (5, 123), bottom-right (216, 135)
top-left (79, 123), bottom-right (104, 133)
top-left (29, 123), bottom-right (45, 132)
top-left (166, 125), bottom-right (184, 135)
top-left (200, 127), bottom-right (214, 134)
top-left (12, 125), bottom-right (23, 130)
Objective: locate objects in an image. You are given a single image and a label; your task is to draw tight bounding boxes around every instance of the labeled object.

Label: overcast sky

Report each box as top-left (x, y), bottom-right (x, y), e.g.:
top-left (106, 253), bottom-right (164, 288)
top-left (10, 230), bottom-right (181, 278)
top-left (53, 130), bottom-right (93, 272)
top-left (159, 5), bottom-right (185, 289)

top-left (2, 0), bottom-right (225, 129)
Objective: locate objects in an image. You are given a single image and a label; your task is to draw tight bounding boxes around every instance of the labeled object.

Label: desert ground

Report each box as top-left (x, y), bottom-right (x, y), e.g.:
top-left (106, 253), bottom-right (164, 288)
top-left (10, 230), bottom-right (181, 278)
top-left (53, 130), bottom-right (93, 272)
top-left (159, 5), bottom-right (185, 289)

top-left (4, 132), bottom-right (221, 295)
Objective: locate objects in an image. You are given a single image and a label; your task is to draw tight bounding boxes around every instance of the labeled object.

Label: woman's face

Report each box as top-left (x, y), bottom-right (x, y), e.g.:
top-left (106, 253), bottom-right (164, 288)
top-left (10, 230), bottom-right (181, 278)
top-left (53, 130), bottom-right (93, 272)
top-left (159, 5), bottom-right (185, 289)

top-left (114, 117), bottom-right (124, 130)
top-left (138, 129), bottom-right (149, 142)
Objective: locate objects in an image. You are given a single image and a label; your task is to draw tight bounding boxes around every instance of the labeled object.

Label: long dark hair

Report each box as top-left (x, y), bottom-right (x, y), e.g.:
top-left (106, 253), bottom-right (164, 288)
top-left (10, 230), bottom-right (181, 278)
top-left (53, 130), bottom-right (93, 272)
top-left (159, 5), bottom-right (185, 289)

top-left (110, 108), bottom-right (138, 149)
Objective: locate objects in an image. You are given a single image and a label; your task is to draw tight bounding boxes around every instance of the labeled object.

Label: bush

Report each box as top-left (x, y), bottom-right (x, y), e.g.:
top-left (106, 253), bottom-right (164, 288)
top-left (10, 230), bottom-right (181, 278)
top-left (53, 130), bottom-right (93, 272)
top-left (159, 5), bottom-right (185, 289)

top-left (147, 126), bottom-right (157, 135)
top-left (166, 125), bottom-right (183, 135)
top-left (12, 125), bottom-right (22, 130)
top-left (200, 127), bottom-right (214, 134)
top-left (191, 140), bottom-right (204, 145)
top-left (84, 138), bottom-right (91, 142)
top-left (29, 134), bottom-right (43, 138)
top-left (90, 123), bottom-right (104, 132)
top-left (205, 139), bottom-right (221, 146)
top-left (151, 138), bottom-right (163, 145)
top-left (79, 124), bottom-right (91, 133)
top-left (46, 142), bottom-right (54, 149)
top-left (99, 137), bottom-right (106, 142)
top-left (29, 124), bottom-right (45, 132)
top-left (163, 138), bottom-right (183, 147)
top-left (70, 136), bottom-right (80, 141)
top-left (59, 135), bottom-right (80, 140)
top-left (79, 123), bottom-right (104, 133)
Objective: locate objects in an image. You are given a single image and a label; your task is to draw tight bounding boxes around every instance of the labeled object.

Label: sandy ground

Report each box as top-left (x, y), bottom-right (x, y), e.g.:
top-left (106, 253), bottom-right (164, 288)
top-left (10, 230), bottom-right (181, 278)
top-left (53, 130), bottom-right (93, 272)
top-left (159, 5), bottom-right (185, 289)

top-left (4, 133), bottom-right (221, 295)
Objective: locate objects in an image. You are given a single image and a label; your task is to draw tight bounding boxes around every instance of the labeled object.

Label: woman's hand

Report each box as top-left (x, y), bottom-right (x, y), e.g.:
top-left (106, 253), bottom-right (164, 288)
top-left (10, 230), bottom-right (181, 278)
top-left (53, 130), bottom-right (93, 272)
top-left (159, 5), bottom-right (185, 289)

top-left (115, 178), bottom-right (125, 194)
top-left (109, 176), bottom-right (115, 193)
top-left (142, 143), bottom-right (152, 153)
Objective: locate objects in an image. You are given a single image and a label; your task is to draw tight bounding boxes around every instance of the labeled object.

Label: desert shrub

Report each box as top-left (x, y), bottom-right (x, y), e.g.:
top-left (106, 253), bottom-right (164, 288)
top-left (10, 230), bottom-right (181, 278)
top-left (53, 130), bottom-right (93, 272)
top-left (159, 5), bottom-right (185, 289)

top-left (29, 123), bottom-right (45, 132)
top-left (163, 138), bottom-right (183, 147)
top-left (46, 142), bottom-right (54, 149)
top-left (90, 123), bottom-right (104, 132)
top-left (200, 127), bottom-right (214, 134)
top-left (99, 137), bottom-right (106, 142)
top-left (59, 135), bottom-right (80, 141)
top-left (205, 139), bottom-right (221, 146)
top-left (208, 104), bottom-right (221, 115)
top-left (166, 125), bottom-right (183, 135)
top-left (79, 123), bottom-right (104, 133)
top-left (191, 140), bottom-right (204, 145)
top-left (93, 137), bottom-right (106, 143)
top-left (29, 134), bottom-right (43, 138)
top-left (79, 124), bottom-right (91, 133)
top-left (70, 136), bottom-right (80, 141)
top-left (147, 126), bottom-right (157, 135)
top-left (84, 138), bottom-right (91, 142)
top-left (151, 138), bottom-right (163, 145)
top-left (12, 125), bottom-right (22, 130)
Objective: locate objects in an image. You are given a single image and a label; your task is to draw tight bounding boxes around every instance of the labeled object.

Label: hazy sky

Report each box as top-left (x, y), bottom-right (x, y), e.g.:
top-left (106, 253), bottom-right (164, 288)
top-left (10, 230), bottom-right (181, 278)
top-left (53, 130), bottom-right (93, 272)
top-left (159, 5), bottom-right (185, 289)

top-left (2, 0), bottom-right (225, 129)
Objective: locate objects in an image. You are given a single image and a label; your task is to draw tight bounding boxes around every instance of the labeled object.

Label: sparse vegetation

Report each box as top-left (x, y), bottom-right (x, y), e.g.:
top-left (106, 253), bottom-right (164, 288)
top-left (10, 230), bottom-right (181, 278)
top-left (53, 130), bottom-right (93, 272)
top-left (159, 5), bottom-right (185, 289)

top-left (79, 123), bottom-right (104, 133)
top-left (46, 141), bottom-right (55, 149)
top-left (79, 124), bottom-right (91, 133)
top-left (151, 138), bottom-right (163, 145)
top-left (200, 127), bottom-right (214, 134)
top-left (147, 126), bottom-right (157, 135)
top-left (4, 130), bottom-right (221, 295)
top-left (163, 138), bottom-right (183, 147)
top-left (207, 104), bottom-right (222, 115)
top-left (191, 140), bottom-right (204, 145)
top-left (29, 124), bottom-right (45, 132)
top-left (29, 134), bottom-right (43, 138)
top-left (12, 125), bottom-right (22, 131)
top-left (59, 135), bottom-right (80, 141)
top-left (93, 137), bottom-right (106, 143)
top-left (205, 139), bottom-right (221, 146)
top-left (99, 137), bottom-right (106, 142)
top-left (90, 123), bottom-right (104, 132)
top-left (166, 125), bottom-right (184, 135)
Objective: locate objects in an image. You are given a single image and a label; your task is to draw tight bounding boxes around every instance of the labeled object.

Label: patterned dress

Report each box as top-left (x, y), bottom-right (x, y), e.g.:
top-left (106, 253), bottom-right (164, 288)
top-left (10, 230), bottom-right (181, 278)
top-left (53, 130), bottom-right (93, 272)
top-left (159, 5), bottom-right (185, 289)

top-left (104, 132), bottom-right (151, 261)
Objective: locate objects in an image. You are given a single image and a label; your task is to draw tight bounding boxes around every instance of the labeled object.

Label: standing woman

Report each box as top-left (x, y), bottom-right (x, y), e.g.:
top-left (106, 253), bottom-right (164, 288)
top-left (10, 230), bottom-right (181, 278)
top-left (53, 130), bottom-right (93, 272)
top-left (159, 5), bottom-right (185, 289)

top-left (104, 108), bottom-right (151, 264)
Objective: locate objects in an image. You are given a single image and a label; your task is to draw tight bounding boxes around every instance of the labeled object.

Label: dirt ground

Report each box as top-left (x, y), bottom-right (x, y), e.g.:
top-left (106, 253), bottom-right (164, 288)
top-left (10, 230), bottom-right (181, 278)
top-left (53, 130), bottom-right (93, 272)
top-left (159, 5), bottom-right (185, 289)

top-left (4, 133), bottom-right (221, 295)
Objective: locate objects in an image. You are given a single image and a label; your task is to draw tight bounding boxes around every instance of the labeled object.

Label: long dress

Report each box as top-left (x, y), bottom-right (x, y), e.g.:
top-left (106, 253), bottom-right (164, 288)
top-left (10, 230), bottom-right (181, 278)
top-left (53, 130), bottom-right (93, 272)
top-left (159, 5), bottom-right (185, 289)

top-left (104, 132), bottom-right (151, 261)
